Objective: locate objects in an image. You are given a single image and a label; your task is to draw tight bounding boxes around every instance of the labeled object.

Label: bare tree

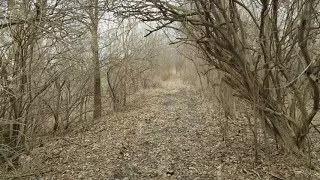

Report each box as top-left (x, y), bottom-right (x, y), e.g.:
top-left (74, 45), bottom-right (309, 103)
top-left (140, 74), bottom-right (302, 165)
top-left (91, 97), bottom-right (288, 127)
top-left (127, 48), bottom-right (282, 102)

top-left (0, 0), bottom-right (89, 167)
top-left (0, 0), bottom-right (65, 167)
top-left (119, 0), bottom-right (320, 160)
top-left (103, 19), bottom-right (162, 111)
top-left (72, 0), bottom-right (109, 119)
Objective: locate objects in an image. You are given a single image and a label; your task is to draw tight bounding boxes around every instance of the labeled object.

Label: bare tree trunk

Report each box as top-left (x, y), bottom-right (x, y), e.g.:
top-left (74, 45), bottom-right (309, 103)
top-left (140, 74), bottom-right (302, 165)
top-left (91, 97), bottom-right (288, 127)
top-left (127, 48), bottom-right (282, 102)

top-left (90, 3), bottom-right (102, 120)
top-left (53, 80), bottom-right (61, 132)
top-left (253, 84), bottom-right (259, 165)
top-left (64, 81), bottom-right (71, 129)
top-left (79, 96), bottom-right (85, 123)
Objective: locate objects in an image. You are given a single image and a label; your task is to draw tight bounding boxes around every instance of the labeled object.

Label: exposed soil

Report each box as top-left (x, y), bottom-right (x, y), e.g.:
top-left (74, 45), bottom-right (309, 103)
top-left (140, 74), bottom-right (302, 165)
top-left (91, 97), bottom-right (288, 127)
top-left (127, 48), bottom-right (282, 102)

top-left (1, 78), bottom-right (320, 180)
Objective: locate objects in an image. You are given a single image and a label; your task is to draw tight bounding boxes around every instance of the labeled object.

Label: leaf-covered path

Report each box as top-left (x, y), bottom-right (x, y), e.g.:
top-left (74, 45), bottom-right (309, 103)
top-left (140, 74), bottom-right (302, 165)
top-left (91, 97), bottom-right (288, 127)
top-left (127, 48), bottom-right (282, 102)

top-left (52, 79), bottom-right (224, 179)
top-left (2, 78), bottom-right (320, 180)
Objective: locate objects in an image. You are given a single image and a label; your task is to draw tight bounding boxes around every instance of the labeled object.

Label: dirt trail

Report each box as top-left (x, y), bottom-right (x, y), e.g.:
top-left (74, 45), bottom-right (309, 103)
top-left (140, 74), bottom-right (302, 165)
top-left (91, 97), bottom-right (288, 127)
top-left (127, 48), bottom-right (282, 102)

top-left (100, 78), bottom-right (222, 179)
top-left (2, 77), bottom-right (320, 180)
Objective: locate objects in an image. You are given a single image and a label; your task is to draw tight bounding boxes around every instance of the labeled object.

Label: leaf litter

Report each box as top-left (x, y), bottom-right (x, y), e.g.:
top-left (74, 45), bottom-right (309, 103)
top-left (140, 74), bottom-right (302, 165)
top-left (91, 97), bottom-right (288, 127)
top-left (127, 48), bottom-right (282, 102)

top-left (1, 78), bottom-right (320, 180)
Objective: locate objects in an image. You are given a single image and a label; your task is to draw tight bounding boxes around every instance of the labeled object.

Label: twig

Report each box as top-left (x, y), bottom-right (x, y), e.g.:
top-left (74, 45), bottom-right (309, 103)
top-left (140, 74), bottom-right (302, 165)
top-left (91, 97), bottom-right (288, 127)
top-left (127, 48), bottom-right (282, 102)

top-left (250, 169), bottom-right (262, 179)
top-left (5, 169), bottom-right (52, 179)
top-left (263, 171), bottom-right (286, 180)
top-left (311, 122), bottom-right (320, 134)
top-left (0, 151), bottom-right (16, 172)
top-left (144, 21), bottom-right (173, 37)
top-left (60, 137), bottom-right (94, 147)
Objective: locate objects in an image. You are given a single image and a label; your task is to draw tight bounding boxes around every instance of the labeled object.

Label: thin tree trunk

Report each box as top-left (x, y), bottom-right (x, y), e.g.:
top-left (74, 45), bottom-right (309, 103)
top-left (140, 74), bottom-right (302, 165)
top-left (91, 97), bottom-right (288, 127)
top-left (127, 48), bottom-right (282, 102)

top-left (79, 96), bottom-right (85, 123)
top-left (91, 22), bottom-right (102, 120)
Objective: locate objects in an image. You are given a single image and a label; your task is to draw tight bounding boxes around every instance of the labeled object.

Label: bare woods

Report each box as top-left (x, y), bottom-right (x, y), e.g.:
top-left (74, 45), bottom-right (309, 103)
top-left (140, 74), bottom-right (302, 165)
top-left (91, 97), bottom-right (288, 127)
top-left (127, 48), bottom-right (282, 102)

top-left (118, 0), bottom-right (320, 164)
top-left (1, 0), bottom-right (320, 174)
top-left (0, 0), bottom-right (166, 170)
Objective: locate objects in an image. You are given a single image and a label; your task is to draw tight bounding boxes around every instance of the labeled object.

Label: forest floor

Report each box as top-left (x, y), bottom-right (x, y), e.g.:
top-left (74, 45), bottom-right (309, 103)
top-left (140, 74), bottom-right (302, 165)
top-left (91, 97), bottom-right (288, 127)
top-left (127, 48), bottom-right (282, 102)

top-left (1, 77), bottom-right (320, 180)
